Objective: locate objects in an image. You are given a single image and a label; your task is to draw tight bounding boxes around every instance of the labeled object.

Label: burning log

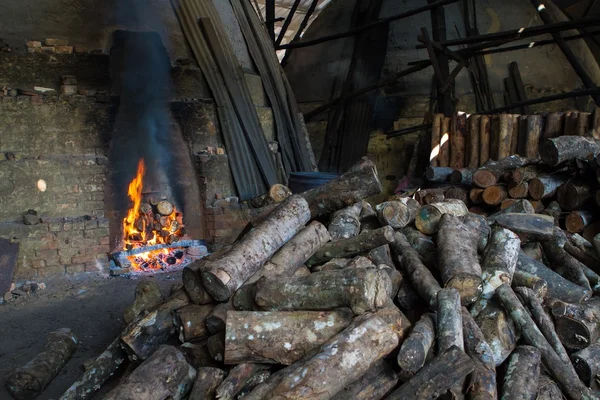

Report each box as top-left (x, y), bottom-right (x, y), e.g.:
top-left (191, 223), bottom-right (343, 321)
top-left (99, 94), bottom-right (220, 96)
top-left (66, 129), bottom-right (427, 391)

top-left (6, 328), bottom-right (78, 400)
top-left (216, 363), bottom-right (270, 400)
top-left (512, 270), bottom-right (547, 298)
top-left (472, 155), bottom-right (531, 188)
top-left (529, 174), bottom-right (569, 200)
top-left (224, 310), bottom-right (353, 365)
top-left (573, 343), bottom-right (600, 385)
top-left (122, 281), bottom-right (164, 324)
top-left (540, 136), bottom-right (600, 166)
top-left (173, 304), bottom-right (214, 342)
top-left (197, 195), bottom-right (311, 302)
top-left (474, 302), bottom-right (518, 366)
top-left (557, 181), bottom-right (592, 210)
top-left (492, 213), bottom-right (554, 243)
top-left (461, 308), bottom-right (497, 400)
top-left (550, 297), bottom-right (600, 350)
top-left (507, 181), bottom-right (529, 198)
top-left (501, 345), bottom-right (541, 400)
top-left (376, 198), bottom-right (420, 229)
top-left (437, 214), bottom-right (482, 305)
top-left (156, 200), bottom-right (174, 216)
top-left (425, 166), bottom-right (453, 182)
top-left (386, 346), bottom-right (475, 400)
top-left (415, 199), bottom-right (469, 235)
top-left (306, 226), bottom-right (394, 267)
top-left (188, 367), bottom-right (225, 400)
top-left (566, 210), bottom-right (594, 233)
top-left (396, 313), bottom-right (436, 379)
top-left (480, 115), bottom-right (491, 165)
top-left (328, 202), bottom-right (361, 239)
top-left (331, 359), bottom-right (398, 400)
top-left (120, 289), bottom-right (190, 360)
top-left (205, 301), bottom-right (233, 334)
top-left (254, 267), bottom-right (392, 315)
top-left (482, 185), bottom-right (508, 206)
top-left (542, 228), bottom-right (591, 290)
top-left (104, 345), bottom-right (196, 400)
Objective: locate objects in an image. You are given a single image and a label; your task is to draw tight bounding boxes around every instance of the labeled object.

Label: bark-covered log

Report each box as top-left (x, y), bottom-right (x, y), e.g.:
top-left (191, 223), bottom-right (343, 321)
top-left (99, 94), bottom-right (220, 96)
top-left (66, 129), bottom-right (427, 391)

top-left (475, 300), bottom-right (519, 366)
top-left (480, 115), bottom-right (491, 166)
top-left (461, 308), bottom-right (497, 400)
top-left (188, 367), bottom-right (225, 400)
top-left (391, 232), bottom-right (441, 308)
top-left (254, 267), bottom-right (391, 315)
top-left (180, 341), bottom-right (219, 369)
top-left (122, 281), bottom-right (164, 324)
top-left (224, 310), bottom-right (354, 365)
top-left (542, 227), bottom-right (592, 290)
top-left (331, 359), bottom-right (398, 400)
top-left (437, 214), bottom-right (482, 305)
top-left (488, 200), bottom-right (535, 223)
top-left (495, 284), bottom-right (595, 400)
top-left (564, 238), bottom-right (600, 274)
top-left (121, 289), bottom-right (190, 361)
top-left (430, 113), bottom-right (443, 167)
top-left (301, 157), bottom-right (382, 217)
top-left (524, 114), bottom-right (543, 158)
top-left (529, 175), bottom-right (569, 200)
top-left (541, 201), bottom-right (562, 225)
top-left (437, 288), bottom-right (463, 353)
top-left (442, 186), bottom-right (469, 205)
top-left (557, 181), bottom-right (592, 211)
top-left (400, 227), bottom-right (438, 270)
top-left (491, 114), bottom-right (515, 160)
top-left (521, 242), bottom-right (544, 261)
top-left (501, 345), bottom-right (541, 400)
top-left (452, 168), bottom-right (475, 185)
top-left (307, 226), bottom-right (394, 266)
top-left (376, 198), bottom-right (419, 229)
top-left (311, 258), bottom-right (351, 272)
top-left (468, 115), bottom-right (482, 168)
top-left (512, 270), bottom-right (547, 298)
top-left (451, 112), bottom-right (467, 169)
top-left (379, 264), bottom-right (402, 297)
top-left (566, 210), bottom-right (594, 233)
top-left (550, 297), bottom-right (600, 350)
top-left (470, 188), bottom-right (485, 204)
top-left (104, 345), bottom-right (196, 400)
top-left (206, 301), bottom-right (233, 334)
top-left (543, 112), bottom-right (564, 139)
top-left (386, 346), bottom-right (475, 400)
top-left (540, 136), bottom-right (600, 166)
top-left (573, 342), bottom-right (600, 385)
top-left (182, 264), bottom-right (216, 305)
top-left (415, 199), bottom-right (469, 235)
top-left (267, 184), bottom-right (292, 204)
top-left (367, 244), bottom-right (394, 268)
top-left (396, 313), bottom-right (436, 379)
top-left (511, 164), bottom-right (547, 184)
top-left (207, 333), bottom-right (225, 363)
top-left (517, 250), bottom-right (591, 303)
top-left (414, 188), bottom-right (446, 205)
top-left (262, 313), bottom-right (399, 399)
top-left (328, 202), bottom-right (361, 239)
top-left (536, 372), bottom-right (564, 400)
top-left (531, 200), bottom-right (545, 213)
top-left (396, 272), bottom-right (425, 311)
top-left (174, 304), bottom-right (214, 342)
top-left (7, 328), bottom-right (78, 400)
top-left (439, 117), bottom-right (452, 167)
top-left (425, 166), bottom-right (453, 182)
top-left (473, 155), bottom-right (531, 188)
top-left (482, 185), bottom-right (508, 206)
top-left (216, 363), bottom-right (270, 400)
top-left (199, 195), bottom-right (311, 302)
top-left (462, 212), bottom-right (491, 254)
top-left (508, 181), bottom-right (529, 199)
top-left (492, 213), bottom-right (555, 243)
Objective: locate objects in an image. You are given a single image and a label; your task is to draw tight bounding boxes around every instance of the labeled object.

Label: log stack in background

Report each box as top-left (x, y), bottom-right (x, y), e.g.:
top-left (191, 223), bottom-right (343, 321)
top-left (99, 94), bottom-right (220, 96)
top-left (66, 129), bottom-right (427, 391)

top-left (48, 153), bottom-right (600, 400)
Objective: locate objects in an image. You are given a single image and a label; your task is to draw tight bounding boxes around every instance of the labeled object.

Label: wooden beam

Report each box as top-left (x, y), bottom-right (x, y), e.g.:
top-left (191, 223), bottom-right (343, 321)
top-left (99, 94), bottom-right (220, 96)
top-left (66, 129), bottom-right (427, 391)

top-left (266, 0), bottom-right (276, 42)
top-left (276, 0), bottom-right (302, 46)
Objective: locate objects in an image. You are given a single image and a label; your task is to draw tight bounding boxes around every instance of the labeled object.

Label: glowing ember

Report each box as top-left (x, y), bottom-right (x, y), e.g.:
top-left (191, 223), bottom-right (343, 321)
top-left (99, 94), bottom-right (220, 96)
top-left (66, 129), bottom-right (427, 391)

top-left (122, 159), bottom-right (186, 271)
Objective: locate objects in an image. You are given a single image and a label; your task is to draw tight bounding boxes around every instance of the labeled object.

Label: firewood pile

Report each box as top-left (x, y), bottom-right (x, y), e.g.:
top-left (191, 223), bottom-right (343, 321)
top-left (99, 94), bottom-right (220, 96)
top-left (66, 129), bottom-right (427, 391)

top-left (8, 153), bottom-right (600, 399)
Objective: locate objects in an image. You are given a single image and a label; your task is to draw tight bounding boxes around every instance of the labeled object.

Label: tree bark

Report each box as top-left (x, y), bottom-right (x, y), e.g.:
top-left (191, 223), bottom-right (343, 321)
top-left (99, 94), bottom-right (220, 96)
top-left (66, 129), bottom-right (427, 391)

top-left (174, 304), bottom-right (214, 342)
top-left (452, 168), bottom-right (475, 185)
top-left (430, 113), bottom-right (444, 167)
top-left (524, 114), bottom-right (543, 158)
top-left (543, 112), bottom-right (564, 139)
top-left (415, 199), bottom-right (469, 235)
top-left (437, 288), bottom-right (463, 354)
top-left (328, 202), bottom-right (362, 239)
top-left (439, 116), bottom-right (451, 167)
top-left (474, 302), bottom-right (518, 366)
top-left (254, 267), bottom-right (392, 315)
top-left (488, 200), bottom-right (535, 223)
top-left (206, 301), bottom-right (233, 334)
top-left (536, 372), bottom-right (564, 400)
top-left (573, 342), bottom-right (600, 385)
top-left (473, 155), bottom-right (531, 188)
top-left (425, 166), bottom-right (453, 182)
top-left (508, 181), bottom-right (529, 198)
top-left (512, 270), bottom-right (547, 298)
top-left (492, 213), bottom-right (555, 243)
top-left (566, 210), bottom-right (594, 233)
top-left (180, 341), bottom-right (220, 369)
top-left (529, 175), bottom-right (569, 199)
top-left (122, 281), bottom-right (164, 325)
top-left (564, 239), bottom-right (600, 274)
top-left (330, 359), bottom-right (398, 400)
top-left (501, 345), bottom-right (541, 400)
top-left (468, 115), bottom-right (481, 168)
top-left (121, 289), bottom-right (190, 361)
top-left (542, 227), bottom-right (592, 290)
top-left (367, 244), bottom-right (394, 268)
top-left (550, 297), bottom-right (600, 350)
top-left (451, 113), bottom-right (467, 169)
top-left (188, 367), bottom-right (225, 400)
top-left (216, 363), bottom-right (270, 400)
top-left (461, 308), bottom-right (497, 400)
top-left (557, 181), bottom-right (592, 211)
top-left (437, 214), bottom-right (483, 305)
top-left (540, 136), bottom-right (600, 166)
top-left (104, 345), bottom-right (196, 400)
top-left (444, 186), bottom-right (470, 205)
top-left (376, 198), bottom-right (420, 229)
top-left (301, 157), bottom-right (382, 218)
top-left (207, 333), bottom-right (225, 363)
top-left (480, 115), bottom-right (491, 166)
top-left (511, 164), bottom-right (548, 184)
top-left (400, 227), bottom-right (438, 270)
top-left (224, 310), bottom-right (353, 365)
top-left (386, 346), bottom-right (475, 400)
top-left (541, 200), bottom-right (562, 225)
top-left (7, 328), bottom-right (78, 400)
top-left (307, 226), bottom-right (394, 267)
top-left (414, 187), bottom-right (446, 205)
top-left (496, 284), bottom-right (595, 400)
top-left (482, 185), bottom-right (508, 206)
top-left (396, 313), bottom-right (436, 379)
top-left (462, 212), bottom-right (491, 253)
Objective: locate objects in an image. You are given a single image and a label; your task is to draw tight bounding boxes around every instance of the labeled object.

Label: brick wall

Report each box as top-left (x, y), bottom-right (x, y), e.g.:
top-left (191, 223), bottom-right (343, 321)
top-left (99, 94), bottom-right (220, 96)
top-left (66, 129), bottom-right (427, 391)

top-left (203, 204), bottom-right (250, 250)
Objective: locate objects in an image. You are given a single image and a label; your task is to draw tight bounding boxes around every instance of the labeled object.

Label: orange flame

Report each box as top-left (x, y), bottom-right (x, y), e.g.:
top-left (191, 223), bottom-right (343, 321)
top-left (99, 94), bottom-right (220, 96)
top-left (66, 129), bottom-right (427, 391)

top-left (123, 159), bottom-right (146, 243)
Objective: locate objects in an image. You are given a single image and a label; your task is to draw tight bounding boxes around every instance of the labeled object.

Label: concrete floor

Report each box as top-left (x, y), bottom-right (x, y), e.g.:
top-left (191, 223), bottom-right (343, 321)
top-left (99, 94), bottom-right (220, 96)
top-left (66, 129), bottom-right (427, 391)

top-left (0, 271), bottom-right (182, 400)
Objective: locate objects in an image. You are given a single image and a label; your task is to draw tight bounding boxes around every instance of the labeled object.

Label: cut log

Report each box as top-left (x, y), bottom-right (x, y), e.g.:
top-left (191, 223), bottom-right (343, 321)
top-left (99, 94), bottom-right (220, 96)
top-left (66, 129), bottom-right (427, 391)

top-left (508, 181), bottom-right (529, 199)
top-left (550, 297), bottom-right (600, 350)
top-left (467, 115), bottom-right (481, 168)
top-left (376, 198), bottom-right (419, 229)
top-left (461, 308), bottom-right (497, 400)
top-left (512, 270), bottom-right (547, 298)
top-left (207, 333), bottom-right (225, 363)
top-left (501, 345), bottom-right (541, 400)
top-left (524, 114), bottom-right (543, 158)
top-left (395, 275), bottom-right (424, 314)
top-left (543, 112), bottom-right (564, 139)
top-left (157, 200), bottom-right (174, 216)
top-left (530, 200), bottom-right (545, 213)
top-left (537, 372), bottom-right (564, 400)
top-left (510, 114), bottom-right (520, 156)
top-left (311, 258), bottom-right (350, 272)
top-left (451, 168), bottom-right (475, 185)
top-left (267, 184), bottom-right (292, 204)
top-left (330, 359), bottom-right (398, 400)
top-left (367, 244), bottom-right (394, 268)
top-left (183, 263), bottom-right (217, 305)
top-left (566, 210), bottom-right (594, 233)
top-left (488, 199), bottom-right (535, 223)
top-left (391, 232), bottom-right (441, 308)
top-left (104, 345), bottom-right (196, 400)
top-left (205, 301), bottom-right (233, 334)
top-left (480, 115), bottom-right (491, 166)
top-left (198, 195), bottom-right (311, 302)
top-left (216, 363), bottom-right (270, 400)
top-left (306, 226), bottom-right (394, 267)
top-left (451, 113), bottom-right (467, 169)
top-left (470, 188), bottom-right (484, 204)
top-left (540, 136), bottom-right (600, 166)
top-left (174, 304), bottom-right (214, 342)
top-left (500, 199), bottom-right (516, 210)
top-left (496, 284), bottom-right (595, 400)
top-left (529, 175), bottom-right (569, 199)
top-left (430, 113), bottom-right (443, 167)
top-left (328, 202), bottom-right (361, 240)
top-left (188, 367), bottom-right (225, 400)
top-left (557, 181), bottom-right (592, 211)
top-left (425, 166), bottom-right (453, 182)
top-left (462, 212), bottom-right (491, 253)
top-left (542, 227), bottom-right (591, 290)
top-left (541, 200), bottom-right (561, 225)
top-left (224, 310), bottom-right (353, 365)
top-left (564, 239), bottom-right (600, 274)
top-left (254, 267), bottom-right (392, 315)
top-left (396, 313), bottom-right (436, 379)
top-left (521, 242), bottom-right (543, 261)
top-left (482, 185), bottom-right (508, 206)
top-left (263, 313), bottom-right (399, 399)
top-left (474, 302), bottom-right (518, 366)
top-left (511, 164), bottom-right (547, 184)
top-left (121, 289), bottom-right (190, 360)
top-left (437, 214), bottom-right (483, 305)
top-left (445, 186), bottom-right (469, 205)
top-left (473, 155), bottom-right (531, 188)
top-left (573, 342), bottom-right (600, 385)
top-left (491, 114), bottom-right (515, 160)
top-left (415, 199), bottom-right (469, 235)
top-left (414, 187), bottom-right (446, 205)
top-left (437, 288), bottom-right (463, 355)
top-left (400, 227), bottom-right (438, 270)
top-left (492, 213), bottom-right (555, 243)
top-left (180, 341), bottom-right (219, 369)
top-left (122, 281), bottom-right (164, 324)
top-left (379, 264), bottom-right (402, 297)
top-left (300, 157), bottom-right (382, 218)
top-left (6, 328), bottom-right (78, 400)
top-left (386, 346), bottom-right (475, 400)
top-left (439, 116), bottom-right (451, 167)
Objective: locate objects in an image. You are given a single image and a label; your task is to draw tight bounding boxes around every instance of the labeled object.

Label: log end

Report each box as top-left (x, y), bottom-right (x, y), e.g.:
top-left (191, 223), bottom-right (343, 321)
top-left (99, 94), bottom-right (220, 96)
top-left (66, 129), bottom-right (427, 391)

top-left (415, 207), bottom-right (440, 235)
top-left (183, 267), bottom-right (213, 305)
top-left (565, 212), bottom-right (587, 233)
top-left (446, 275), bottom-right (483, 306)
top-left (473, 170), bottom-right (497, 188)
top-left (540, 139), bottom-right (560, 167)
top-left (201, 271), bottom-right (230, 303)
top-left (528, 178), bottom-right (545, 201)
top-left (555, 317), bottom-right (593, 350)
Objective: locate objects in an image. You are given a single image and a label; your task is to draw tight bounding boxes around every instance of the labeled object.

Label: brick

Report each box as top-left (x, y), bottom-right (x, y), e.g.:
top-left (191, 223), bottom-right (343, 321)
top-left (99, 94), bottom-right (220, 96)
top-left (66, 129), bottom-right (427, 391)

top-left (84, 220), bottom-right (98, 229)
top-left (59, 257), bottom-right (72, 265)
top-left (71, 255), bottom-right (96, 264)
top-left (206, 215), bottom-right (216, 223)
top-left (97, 218), bottom-right (109, 228)
top-left (29, 259), bottom-right (47, 269)
top-left (26, 41), bottom-right (42, 48)
top-left (70, 237), bottom-right (97, 248)
top-left (84, 201), bottom-right (104, 211)
top-left (37, 265), bottom-right (66, 277)
top-left (85, 245), bottom-right (109, 256)
top-left (214, 228), bottom-right (233, 238)
top-left (31, 95), bottom-right (43, 105)
top-left (91, 192), bottom-right (105, 201)
top-left (59, 247), bottom-right (82, 259)
top-left (63, 222), bottom-right (73, 231)
top-left (84, 227), bottom-right (109, 239)
top-left (204, 208), bottom-right (215, 216)
top-left (61, 85), bottom-right (77, 95)
top-left (55, 45), bottom-right (73, 54)
top-left (72, 221), bottom-right (85, 230)
top-left (40, 46), bottom-right (56, 53)
top-left (214, 219), bottom-right (231, 230)
top-left (48, 222), bottom-right (62, 232)
top-left (35, 249), bottom-right (58, 258)
top-left (45, 38), bottom-right (68, 46)
top-left (92, 210), bottom-right (105, 217)
top-left (66, 264), bottom-right (86, 274)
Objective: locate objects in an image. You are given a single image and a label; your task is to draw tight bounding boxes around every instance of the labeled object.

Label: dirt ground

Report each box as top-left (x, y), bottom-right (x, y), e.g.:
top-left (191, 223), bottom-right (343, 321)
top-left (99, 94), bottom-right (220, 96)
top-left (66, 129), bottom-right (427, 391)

top-left (0, 270), bottom-right (182, 400)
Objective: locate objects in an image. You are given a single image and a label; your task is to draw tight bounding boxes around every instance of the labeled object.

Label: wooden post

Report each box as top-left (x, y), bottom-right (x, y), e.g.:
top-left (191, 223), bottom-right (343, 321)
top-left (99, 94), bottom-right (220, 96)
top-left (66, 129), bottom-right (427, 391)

top-left (491, 114), bottom-right (514, 160)
top-left (430, 113), bottom-right (444, 166)
top-left (467, 115), bottom-right (481, 168)
top-left (451, 113), bottom-right (467, 169)
top-left (544, 112), bottom-right (564, 138)
top-left (479, 115), bottom-right (491, 166)
top-left (439, 116), bottom-right (451, 167)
